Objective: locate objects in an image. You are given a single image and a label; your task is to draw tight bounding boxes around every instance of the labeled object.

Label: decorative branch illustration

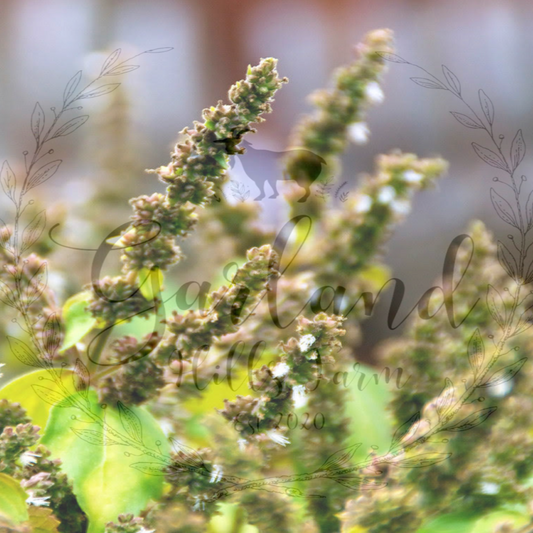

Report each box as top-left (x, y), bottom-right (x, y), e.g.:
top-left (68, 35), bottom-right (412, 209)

top-left (335, 180), bottom-right (350, 203)
top-left (1, 53), bottom-right (303, 515)
top-left (338, 191), bottom-right (350, 203)
top-left (314, 175), bottom-right (334, 201)
top-left (355, 52), bottom-right (533, 501)
top-left (228, 180), bottom-right (251, 202)
top-left (0, 43), bottom-right (455, 512)
top-left (0, 48), bottom-right (186, 529)
top-left (3, 32), bottom-right (532, 533)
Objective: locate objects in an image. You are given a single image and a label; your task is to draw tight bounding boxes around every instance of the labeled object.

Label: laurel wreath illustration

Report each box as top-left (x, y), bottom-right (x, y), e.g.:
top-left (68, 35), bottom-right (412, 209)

top-left (0, 47), bottom-right (531, 504)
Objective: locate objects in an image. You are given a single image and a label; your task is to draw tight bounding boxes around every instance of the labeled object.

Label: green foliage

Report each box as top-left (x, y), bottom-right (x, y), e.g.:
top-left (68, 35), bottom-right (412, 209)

top-left (0, 472), bottom-right (29, 527)
top-left (0, 370), bottom-right (76, 430)
top-left (27, 507), bottom-right (62, 533)
top-left (207, 503), bottom-right (258, 533)
top-left (416, 509), bottom-right (529, 533)
top-left (40, 391), bottom-right (170, 533)
top-left (2, 28), bottom-right (532, 533)
top-left (138, 268), bottom-right (164, 301)
top-left (344, 366), bottom-right (392, 464)
top-left (61, 291), bottom-right (99, 352)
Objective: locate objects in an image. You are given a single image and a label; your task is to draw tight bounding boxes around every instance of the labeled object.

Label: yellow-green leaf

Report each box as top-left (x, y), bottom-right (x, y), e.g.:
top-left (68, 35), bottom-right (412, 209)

top-left (208, 502), bottom-right (258, 533)
top-left (417, 509), bottom-right (529, 533)
top-left (138, 268), bottom-right (164, 301)
top-left (61, 291), bottom-right (98, 352)
top-left (0, 473), bottom-right (29, 527)
top-left (344, 364), bottom-right (393, 463)
top-left (0, 369), bottom-right (76, 430)
top-left (28, 507), bottom-right (61, 533)
top-left (41, 391), bottom-right (170, 533)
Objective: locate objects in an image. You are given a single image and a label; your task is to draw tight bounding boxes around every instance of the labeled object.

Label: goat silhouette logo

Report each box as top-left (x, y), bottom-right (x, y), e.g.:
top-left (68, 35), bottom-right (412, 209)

top-left (215, 135), bottom-right (326, 202)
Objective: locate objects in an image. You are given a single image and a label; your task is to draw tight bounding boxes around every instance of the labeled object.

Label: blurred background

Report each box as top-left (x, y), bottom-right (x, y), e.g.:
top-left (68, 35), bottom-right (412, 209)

top-left (0, 0), bottom-right (531, 362)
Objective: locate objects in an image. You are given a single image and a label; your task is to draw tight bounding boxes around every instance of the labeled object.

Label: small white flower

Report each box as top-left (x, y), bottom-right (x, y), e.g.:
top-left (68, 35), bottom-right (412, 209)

top-left (158, 419), bottom-right (174, 437)
top-left (251, 398), bottom-right (264, 416)
top-left (390, 199), bottom-right (411, 216)
top-left (488, 379), bottom-right (513, 398)
top-left (237, 439), bottom-right (247, 452)
top-left (480, 482), bottom-right (500, 495)
top-left (299, 334), bottom-right (316, 352)
top-left (308, 351), bottom-right (318, 361)
top-left (272, 362), bottom-right (290, 378)
top-left (192, 498), bottom-right (202, 511)
top-left (378, 186), bottom-right (396, 204)
top-left (266, 430), bottom-right (290, 447)
top-left (138, 528), bottom-right (156, 533)
top-left (75, 342), bottom-right (86, 352)
top-left (403, 170), bottom-right (424, 184)
top-left (26, 495), bottom-right (50, 507)
top-left (364, 82), bottom-right (384, 105)
top-left (292, 385), bottom-right (308, 408)
top-left (192, 495), bottom-right (207, 511)
top-left (347, 122), bottom-right (369, 145)
top-left (209, 464), bottom-right (223, 483)
top-left (20, 451), bottom-right (41, 467)
top-left (354, 194), bottom-right (372, 214)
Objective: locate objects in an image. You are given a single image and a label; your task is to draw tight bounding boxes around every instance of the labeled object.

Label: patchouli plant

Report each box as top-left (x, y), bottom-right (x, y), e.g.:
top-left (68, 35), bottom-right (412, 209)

top-left (0, 29), bottom-right (532, 533)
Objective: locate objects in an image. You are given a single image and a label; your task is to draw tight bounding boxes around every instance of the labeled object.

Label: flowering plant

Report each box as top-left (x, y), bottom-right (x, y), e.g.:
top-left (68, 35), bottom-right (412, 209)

top-left (0, 29), bottom-right (531, 533)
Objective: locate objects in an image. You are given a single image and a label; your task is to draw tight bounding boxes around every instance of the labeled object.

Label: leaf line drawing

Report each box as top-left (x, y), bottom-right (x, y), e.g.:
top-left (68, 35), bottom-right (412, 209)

top-left (335, 181), bottom-right (350, 202)
top-left (4, 46), bottom-right (532, 509)
top-left (228, 180), bottom-right (251, 202)
top-left (315, 175), bottom-right (334, 201)
top-left (359, 51), bottom-right (533, 491)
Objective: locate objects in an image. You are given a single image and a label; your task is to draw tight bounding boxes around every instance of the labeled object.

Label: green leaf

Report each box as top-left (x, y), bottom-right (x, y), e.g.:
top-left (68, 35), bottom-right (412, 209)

top-left (471, 510), bottom-right (528, 532)
top-left (0, 472), bottom-right (29, 527)
top-left (0, 369), bottom-right (76, 429)
top-left (40, 391), bottom-right (170, 533)
top-left (417, 512), bottom-right (477, 533)
top-left (61, 291), bottom-right (98, 352)
top-left (344, 364), bottom-right (393, 463)
top-left (28, 507), bottom-right (61, 533)
top-left (138, 268), bottom-right (163, 301)
top-left (214, 153), bottom-right (229, 169)
top-left (208, 502), bottom-right (258, 533)
top-left (417, 509), bottom-right (529, 533)
top-left (288, 364), bottom-right (392, 500)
